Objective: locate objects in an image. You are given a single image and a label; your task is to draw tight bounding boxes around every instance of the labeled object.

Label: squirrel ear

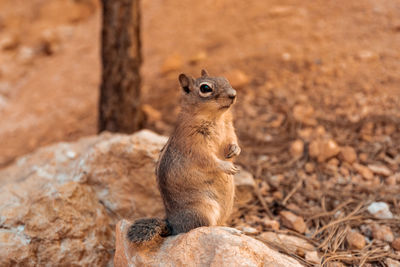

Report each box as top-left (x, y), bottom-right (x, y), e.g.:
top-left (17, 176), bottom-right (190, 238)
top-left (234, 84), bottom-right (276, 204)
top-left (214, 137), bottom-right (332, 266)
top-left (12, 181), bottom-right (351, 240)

top-left (178, 73), bottom-right (194, 94)
top-left (201, 69), bottom-right (209, 77)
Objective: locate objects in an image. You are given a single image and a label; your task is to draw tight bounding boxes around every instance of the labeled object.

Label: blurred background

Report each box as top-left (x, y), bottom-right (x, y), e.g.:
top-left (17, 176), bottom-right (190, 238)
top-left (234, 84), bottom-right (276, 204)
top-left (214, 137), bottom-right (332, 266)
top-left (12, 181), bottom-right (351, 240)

top-left (0, 0), bottom-right (400, 265)
top-left (1, 0), bottom-right (399, 167)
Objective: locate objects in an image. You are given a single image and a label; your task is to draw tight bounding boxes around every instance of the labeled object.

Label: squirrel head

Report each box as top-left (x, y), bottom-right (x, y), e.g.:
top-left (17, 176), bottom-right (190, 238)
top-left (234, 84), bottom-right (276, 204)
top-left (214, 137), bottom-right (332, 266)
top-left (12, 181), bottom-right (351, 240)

top-left (178, 69), bottom-right (237, 115)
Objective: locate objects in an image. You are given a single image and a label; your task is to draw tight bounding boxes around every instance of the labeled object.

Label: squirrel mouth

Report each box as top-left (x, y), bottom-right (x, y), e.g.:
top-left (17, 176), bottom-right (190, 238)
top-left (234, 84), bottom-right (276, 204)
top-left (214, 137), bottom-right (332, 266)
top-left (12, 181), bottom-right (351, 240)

top-left (219, 104), bottom-right (231, 110)
top-left (219, 99), bottom-right (235, 110)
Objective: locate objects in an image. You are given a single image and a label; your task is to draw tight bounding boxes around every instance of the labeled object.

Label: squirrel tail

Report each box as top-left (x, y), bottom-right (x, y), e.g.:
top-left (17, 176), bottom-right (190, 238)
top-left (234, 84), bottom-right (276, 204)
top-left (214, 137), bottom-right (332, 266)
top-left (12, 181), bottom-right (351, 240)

top-left (127, 218), bottom-right (172, 243)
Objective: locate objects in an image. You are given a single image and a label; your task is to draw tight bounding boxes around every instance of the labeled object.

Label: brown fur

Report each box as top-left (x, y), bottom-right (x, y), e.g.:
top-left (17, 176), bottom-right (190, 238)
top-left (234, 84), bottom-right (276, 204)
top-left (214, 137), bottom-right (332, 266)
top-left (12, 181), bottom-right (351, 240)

top-left (127, 69), bottom-right (240, 243)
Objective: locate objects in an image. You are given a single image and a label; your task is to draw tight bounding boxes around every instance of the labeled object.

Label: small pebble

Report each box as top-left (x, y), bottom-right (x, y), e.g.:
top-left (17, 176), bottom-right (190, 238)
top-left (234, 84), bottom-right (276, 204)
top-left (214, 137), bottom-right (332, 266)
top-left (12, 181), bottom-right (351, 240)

top-left (280, 211), bottom-right (306, 234)
top-left (240, 226), bottom-right (259, 235)
top-left (368, 164), bottom-right (392, 176)
top-left (290, 139), bottom-right (304, 158)
top-left (386, 258), bottom-right (400, 267)
top-left (305, 251), bottom-right (320, 264)
top-left (372, 224), bottom-right (394, 242)
top-left (391, 237), bottom-right (400, 251)
top-left (353, 163), bottom-right (374, 180)
top-left (340, 146), bottom-right (357, 164)
top-left (346, 231), bottom-right (366, 250)
top-left (66, 150), bottom-right (77, 159)
top-left (367, 202), bottom-right (393, 219)
top-left (261, 219), bottom-right (280, 231)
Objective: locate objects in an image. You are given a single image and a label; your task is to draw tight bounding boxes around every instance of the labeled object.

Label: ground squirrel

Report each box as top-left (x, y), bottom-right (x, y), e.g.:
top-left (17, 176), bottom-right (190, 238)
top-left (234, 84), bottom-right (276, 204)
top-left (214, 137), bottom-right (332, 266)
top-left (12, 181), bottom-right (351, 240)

top-left (127, 69), bottom-right (240, 243)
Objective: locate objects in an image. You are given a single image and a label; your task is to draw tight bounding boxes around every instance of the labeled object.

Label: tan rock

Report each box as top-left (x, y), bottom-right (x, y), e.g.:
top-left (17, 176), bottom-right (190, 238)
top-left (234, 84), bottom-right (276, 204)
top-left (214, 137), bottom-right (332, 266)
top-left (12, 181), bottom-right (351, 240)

top-left (305, 250), bottom-right (320, 264)
top-left (261, 219), bottom-right (280, 231)
top-left (259, 232), bottom-right (314, 255)
top-left (340, 146), bottom-right (357, 164)
top-left (280, 211), bottom-right (307, 233)
top-left (309, 139), bottom-right (341, 162)
top-left (372, 224), bottom-right (394, 242)
top-left (0, 181), bottom-right (113, 266)
top-left (327, 157), bottom-right (339, 167)
top-left (17, 46), bottom-right (35, 64)
top-left (304, 162), bottom-right (315, 173)
top-left (386, 258), bottom-right (400, 267)
top-left (386, 174), bottom-right (398, 186)
top-left (40, 29), bottom-right (61, 55)
top-left (359, 153), bottom-right (368, 162)
top-left (268, 6), bottom-right (295, 17)
top-left (268, 174), bottom-right (284, 189)
top-left (367, 202), bottom-right (393, 219)
top-left (115, 221), bottom-right (303, 267)
top-left (368, 164), bottom-right (392, 177)
top-left (357, 50), bottom-right (378, 61)
top-left (0, 130), bottom-right (168, 265)
top-left (326, 158), bottom-right (339, 172)
top-left (239, 226), bottom-right (259, 235)
top-left (293, 105), bottom-right (317, 126)
top-left (0, 34), bottom-right (19, 50)
top-left (290, 139), bottom-right (304, 158)
top-left (392, 238), bottom-right (400, 251)
top-left (353, 163), bottom-right (374, 180)
top-left (224, 69), bottom-right (250, 89)
top-left (384, 124), bottom-right (397, 135)
top-left (268, 113), bottom-right (285, 128)
top-left (339, 166), bottom-right (350, 177)
top-left (0, 130), bottom-right (258, 265)
top-left (315, 125), bottom-right (326, 137)
top-left (273, 191), bottom-right (283, 200)
top-left (298, 127), bottom-right (313, 141)
top-left (346, 231), bottom-right (366, 250)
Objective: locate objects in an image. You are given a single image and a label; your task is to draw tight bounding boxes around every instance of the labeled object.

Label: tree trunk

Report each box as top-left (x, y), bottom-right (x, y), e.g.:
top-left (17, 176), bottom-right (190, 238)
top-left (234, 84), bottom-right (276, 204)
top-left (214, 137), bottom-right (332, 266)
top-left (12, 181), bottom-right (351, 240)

top-left (99, 0), bottom-right (144, 133)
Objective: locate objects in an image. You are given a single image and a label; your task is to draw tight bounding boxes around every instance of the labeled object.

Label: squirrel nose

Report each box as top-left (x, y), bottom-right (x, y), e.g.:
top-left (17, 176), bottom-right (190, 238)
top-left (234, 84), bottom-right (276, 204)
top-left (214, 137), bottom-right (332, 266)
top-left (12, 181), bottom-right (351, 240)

top-left (228, 89), bottom-right (237, 99)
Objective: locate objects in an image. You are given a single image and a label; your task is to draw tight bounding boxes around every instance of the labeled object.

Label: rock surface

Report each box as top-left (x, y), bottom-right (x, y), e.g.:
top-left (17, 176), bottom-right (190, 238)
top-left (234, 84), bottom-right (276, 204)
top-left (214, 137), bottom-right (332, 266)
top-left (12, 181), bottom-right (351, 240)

top-left (0, 130), bottom-right (258, 266)
top-left (114, 220), bottom-right (303, 267)
top-left (0, 130), bottom-right (168, 266)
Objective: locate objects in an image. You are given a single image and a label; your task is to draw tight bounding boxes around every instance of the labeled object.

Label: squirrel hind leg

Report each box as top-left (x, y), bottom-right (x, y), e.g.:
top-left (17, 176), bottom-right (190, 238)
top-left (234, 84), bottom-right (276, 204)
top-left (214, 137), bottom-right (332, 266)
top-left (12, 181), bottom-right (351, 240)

top-left (127, 218), bottom-right (171, 243)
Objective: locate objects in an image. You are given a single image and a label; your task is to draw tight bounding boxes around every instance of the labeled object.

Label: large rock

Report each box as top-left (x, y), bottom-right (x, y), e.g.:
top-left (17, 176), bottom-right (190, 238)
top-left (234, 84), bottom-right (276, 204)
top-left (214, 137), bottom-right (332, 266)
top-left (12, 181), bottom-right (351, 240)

top-left (0, 130), bottom-right (167, 266)
top-left (0, 181), bottom-right (113, 266)
top-left (0, 129), bottom-right (256, 265)
top-left (114, 219), bottom-right (303, 267)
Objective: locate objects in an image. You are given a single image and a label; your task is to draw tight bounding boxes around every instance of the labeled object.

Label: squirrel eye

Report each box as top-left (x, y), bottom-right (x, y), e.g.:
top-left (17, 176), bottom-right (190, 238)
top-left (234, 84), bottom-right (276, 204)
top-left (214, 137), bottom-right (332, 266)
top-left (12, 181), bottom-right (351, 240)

top-left (199, 83), bottom-right (213, 97)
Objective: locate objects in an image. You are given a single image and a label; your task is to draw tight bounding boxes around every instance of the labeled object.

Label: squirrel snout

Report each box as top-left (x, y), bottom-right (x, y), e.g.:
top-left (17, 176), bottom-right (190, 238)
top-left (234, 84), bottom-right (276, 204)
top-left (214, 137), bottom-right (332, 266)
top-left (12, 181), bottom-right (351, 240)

top-left (228, 89), bottom-right (237, 99)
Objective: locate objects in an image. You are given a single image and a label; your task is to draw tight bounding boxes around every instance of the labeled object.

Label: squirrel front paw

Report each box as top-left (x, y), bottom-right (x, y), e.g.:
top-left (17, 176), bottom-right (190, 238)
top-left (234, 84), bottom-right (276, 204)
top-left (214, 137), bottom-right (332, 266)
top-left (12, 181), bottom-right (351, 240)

top-left (219, 160), bottom-right (239, 175)
top-left (225, 144), bottom-right (241, 159)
